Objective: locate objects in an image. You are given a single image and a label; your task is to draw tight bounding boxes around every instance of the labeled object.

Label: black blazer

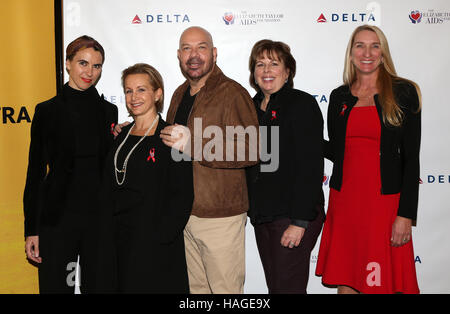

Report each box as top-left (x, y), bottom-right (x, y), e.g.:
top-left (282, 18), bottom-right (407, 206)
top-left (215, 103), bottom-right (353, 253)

top-left (23, 87), bottom-right (118, 237)
top-left (325, 81), bottom-right (421, 221)
top-left (247, 84), bottom-right (324, 225)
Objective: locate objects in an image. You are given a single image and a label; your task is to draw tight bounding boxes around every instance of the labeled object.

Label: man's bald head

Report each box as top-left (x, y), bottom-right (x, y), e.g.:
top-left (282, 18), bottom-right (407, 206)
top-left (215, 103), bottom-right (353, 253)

top-left (179, 26), bottom-right (214, 49)
top-left (177, 26), bottom-right (217, 84)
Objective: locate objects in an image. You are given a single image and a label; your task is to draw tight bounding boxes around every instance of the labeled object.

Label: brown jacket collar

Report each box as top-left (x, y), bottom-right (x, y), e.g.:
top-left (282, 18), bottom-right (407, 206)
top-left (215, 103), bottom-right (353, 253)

top-left (167, 64), bottom-right (224, 123)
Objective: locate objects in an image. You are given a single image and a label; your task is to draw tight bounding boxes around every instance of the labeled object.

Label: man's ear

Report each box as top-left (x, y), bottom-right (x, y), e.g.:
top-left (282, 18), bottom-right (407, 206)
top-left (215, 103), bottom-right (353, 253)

top-left (213, 47), bottom-right (217, 63)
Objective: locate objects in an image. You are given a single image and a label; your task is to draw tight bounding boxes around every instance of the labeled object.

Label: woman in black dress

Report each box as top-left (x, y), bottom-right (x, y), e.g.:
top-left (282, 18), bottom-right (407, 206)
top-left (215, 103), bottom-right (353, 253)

top-left (24, 35), bottom-right (118, 293)
top-left (99, 63), bottom-right (193, 293)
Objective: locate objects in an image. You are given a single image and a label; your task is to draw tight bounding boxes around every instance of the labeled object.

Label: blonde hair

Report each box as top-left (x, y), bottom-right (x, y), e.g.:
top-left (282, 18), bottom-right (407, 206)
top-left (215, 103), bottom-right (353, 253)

top-left (343, 25), bottom-right (421, 126)
top-left (121, 63), bottom-right (164, 113)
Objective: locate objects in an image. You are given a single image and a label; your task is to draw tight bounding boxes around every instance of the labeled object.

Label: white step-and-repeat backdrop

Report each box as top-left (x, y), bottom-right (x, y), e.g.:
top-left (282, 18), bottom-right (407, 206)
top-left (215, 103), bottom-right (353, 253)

top-left (64, 0), bottom-right (450, 293)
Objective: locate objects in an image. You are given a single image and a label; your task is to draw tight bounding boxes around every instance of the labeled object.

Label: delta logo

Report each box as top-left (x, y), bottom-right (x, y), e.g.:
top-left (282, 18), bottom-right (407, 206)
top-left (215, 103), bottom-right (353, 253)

top-left (132, 15), bottom-right (142, 24)
top-left (317, 13), bottom-right (326, 23)
top-left (316, 12), bottom-right (376, 23)
top-left (425, 175), bottom-right (450, 184)
top-left (131, 13), bottom-right (190, 24)
top-left (312, 93), bottom-right (329, 105)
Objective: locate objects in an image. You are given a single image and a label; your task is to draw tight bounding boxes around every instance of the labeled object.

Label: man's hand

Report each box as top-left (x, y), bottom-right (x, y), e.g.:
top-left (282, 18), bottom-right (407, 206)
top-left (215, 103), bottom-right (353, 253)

top-left (160, 124), bottom-right (191, 152)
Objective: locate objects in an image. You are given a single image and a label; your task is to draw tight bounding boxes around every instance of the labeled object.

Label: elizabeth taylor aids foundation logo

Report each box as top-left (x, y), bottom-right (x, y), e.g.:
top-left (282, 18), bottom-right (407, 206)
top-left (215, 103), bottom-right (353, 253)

top-left (409, 9), bottom-right (450, 24)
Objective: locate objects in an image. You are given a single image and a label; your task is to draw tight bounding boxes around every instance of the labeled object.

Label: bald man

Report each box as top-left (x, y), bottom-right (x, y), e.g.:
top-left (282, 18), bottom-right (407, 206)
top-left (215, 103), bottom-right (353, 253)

top-left (161, 26), bottom-right (258, 294)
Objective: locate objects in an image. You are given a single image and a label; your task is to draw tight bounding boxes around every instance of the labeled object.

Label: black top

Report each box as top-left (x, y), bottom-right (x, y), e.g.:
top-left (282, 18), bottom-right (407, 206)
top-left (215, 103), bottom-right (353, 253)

top-left (246, 84), bottom-right (324, 227)
top-left (23, 83), bottom-right (118, 236)
top-left (96, 117), bottom-right (194, 293)
top-left (325, 80), bottom-right (421, 221)
top-left (63, 84), bottom-right (102, 213)
top-left (64, 84), bottom-right (100, 156)
top-left (173, 86), bottom-right (196, 126)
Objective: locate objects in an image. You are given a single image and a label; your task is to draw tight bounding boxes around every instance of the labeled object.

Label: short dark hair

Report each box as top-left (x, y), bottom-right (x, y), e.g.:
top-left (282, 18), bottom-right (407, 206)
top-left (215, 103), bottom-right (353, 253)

top-left (66, 35), bottom-right (105, 64)
top-left (121, 63), bottom-right (165, 113)
top-left (249, 39), bottom-right (296, 91)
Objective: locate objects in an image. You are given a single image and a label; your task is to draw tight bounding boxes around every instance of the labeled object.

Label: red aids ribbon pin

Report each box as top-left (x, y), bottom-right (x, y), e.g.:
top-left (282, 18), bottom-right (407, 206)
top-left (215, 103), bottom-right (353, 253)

top-left (340, 104), bottom-right (347, 116)
top-left (110, 123), bottom-right (116, 134)
top-left (271, 110), bottom-right (277, 120)
top-left (147, 148), bottom-right (156, 162)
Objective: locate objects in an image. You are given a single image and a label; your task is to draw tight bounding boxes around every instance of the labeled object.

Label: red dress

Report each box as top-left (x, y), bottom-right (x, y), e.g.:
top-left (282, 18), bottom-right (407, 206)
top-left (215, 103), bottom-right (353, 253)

top-left (316, 106), bottom-right (419, 294)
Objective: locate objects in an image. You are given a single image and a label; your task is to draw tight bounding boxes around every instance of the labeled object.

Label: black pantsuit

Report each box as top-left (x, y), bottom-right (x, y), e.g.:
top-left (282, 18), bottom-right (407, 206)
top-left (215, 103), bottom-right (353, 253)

top-left (23, 84), bottom-right (118, 293)
top-left (38, 212), bottom-right (99, 293)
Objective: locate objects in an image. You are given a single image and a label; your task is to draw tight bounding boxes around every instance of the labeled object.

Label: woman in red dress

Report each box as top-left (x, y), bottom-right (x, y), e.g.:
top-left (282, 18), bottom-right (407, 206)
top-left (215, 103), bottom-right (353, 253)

top-left (315, 25), bottom-right (421, 294)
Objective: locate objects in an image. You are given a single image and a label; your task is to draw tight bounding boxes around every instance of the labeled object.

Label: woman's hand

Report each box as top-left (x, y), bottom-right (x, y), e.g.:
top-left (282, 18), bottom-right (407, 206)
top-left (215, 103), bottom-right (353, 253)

top-left (391, 216), bottom-right (412, 247)
top-left (25, 236), bottom-right (42, 263)
top-left (281, 225), bottom-right (305, 248)
top-left (113, 121), bottom-right (131, 138)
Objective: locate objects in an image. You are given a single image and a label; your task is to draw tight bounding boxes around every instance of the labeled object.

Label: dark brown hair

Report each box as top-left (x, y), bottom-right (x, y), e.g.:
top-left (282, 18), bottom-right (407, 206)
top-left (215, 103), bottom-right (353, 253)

top-left (249, 39), bottom-right (296, 91)
top-left (66, 35), bottom-right (105, 64)
top-left (121, 63), bottom-right (165, 113)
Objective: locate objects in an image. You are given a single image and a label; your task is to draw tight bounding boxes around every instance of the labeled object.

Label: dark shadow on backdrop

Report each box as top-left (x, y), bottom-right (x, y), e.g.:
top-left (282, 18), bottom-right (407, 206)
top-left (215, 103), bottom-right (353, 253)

top-left (54, 0), bottom-right (64, 93)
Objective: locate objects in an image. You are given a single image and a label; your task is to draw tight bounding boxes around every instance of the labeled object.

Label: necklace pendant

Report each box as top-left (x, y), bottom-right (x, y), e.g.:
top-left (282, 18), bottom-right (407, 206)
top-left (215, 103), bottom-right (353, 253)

top-left (113, 115), bottom-right (159, 186)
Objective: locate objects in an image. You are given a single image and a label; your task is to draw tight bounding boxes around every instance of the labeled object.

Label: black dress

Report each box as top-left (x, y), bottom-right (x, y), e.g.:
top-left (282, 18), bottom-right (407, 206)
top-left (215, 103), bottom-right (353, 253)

top-left (98, 117), bottom-right (193, 293)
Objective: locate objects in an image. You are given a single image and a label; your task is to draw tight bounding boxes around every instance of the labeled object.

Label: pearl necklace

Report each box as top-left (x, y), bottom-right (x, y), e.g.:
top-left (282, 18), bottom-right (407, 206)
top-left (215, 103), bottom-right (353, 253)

top-left (114, 115), bottom-right (159, 186)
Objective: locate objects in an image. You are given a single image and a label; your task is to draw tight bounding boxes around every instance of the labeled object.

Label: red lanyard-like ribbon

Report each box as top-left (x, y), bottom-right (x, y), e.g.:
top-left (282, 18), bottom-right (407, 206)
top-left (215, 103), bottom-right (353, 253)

top-left (147, 148), bottom-right (156, 162)
top-left (271, 110), bottom-right (277, 121)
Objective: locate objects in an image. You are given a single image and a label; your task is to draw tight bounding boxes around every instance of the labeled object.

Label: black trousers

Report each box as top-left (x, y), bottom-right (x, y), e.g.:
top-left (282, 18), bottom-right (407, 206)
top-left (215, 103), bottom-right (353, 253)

top-left (38, 211), bottom-right (99, 294)
top-left (254, 206), bottom-right (325, 294)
